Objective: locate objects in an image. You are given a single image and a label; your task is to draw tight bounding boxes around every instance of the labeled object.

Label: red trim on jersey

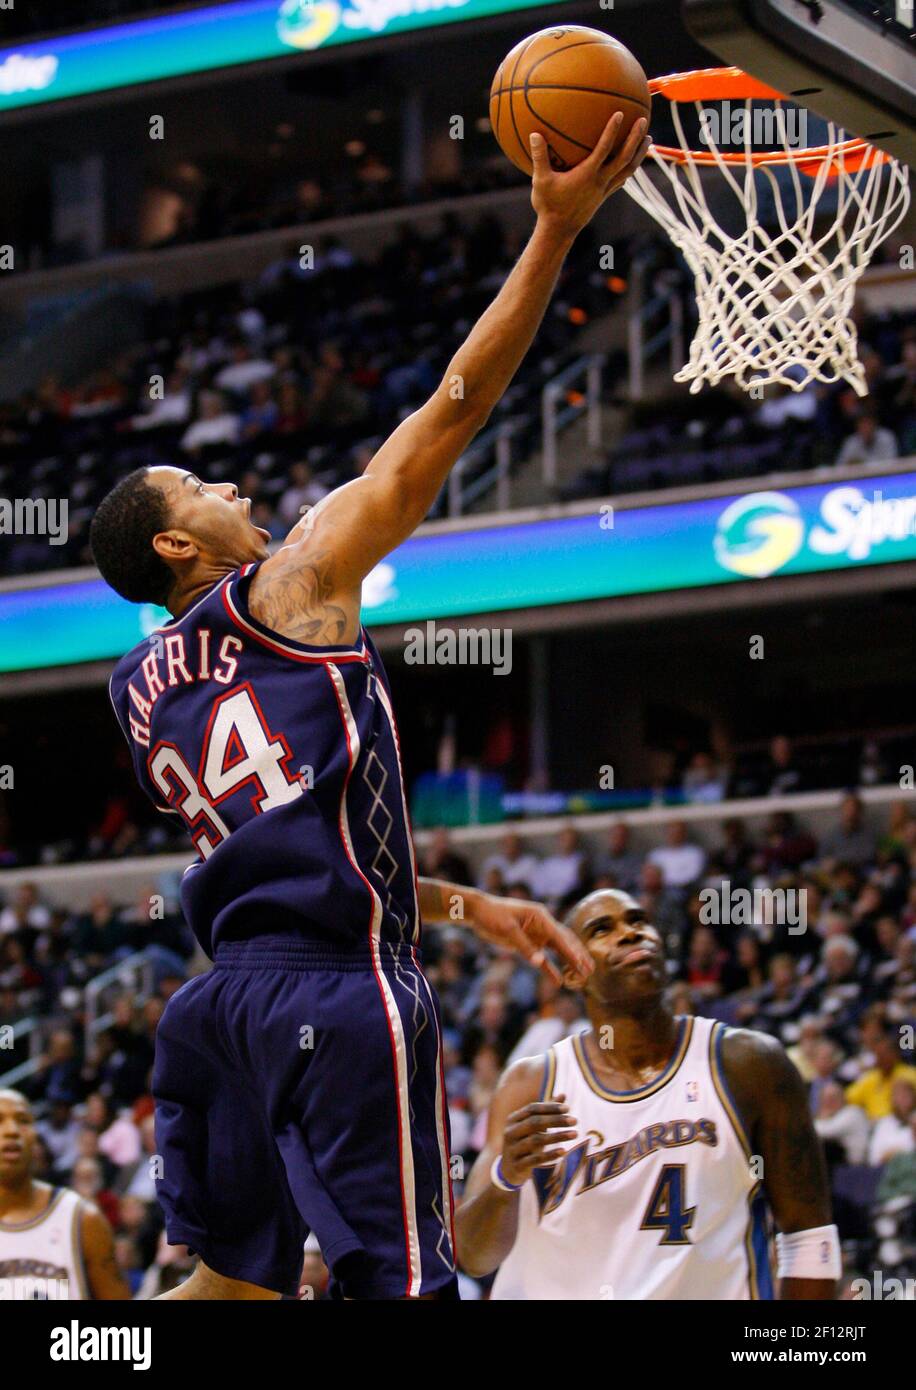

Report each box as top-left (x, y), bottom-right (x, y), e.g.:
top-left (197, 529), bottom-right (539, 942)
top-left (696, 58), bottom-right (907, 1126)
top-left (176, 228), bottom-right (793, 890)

top-left (196, 680), bottom-right (299, 816)
top-left (325, 662), bottom-right (415, 1299)
top-left (146, 738), bottom-right (228, 859)
top-left (222, 726), bottom-right (246, 771)
top-left (221, 583), bottom-right (369, 665)
top-left (154, 575), bottom-right (232, 632)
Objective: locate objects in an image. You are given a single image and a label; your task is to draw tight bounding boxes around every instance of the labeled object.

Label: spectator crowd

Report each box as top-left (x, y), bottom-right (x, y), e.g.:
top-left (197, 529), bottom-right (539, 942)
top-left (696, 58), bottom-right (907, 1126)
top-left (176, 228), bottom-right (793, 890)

top-left (420, 794), bottom-right (916, 1295)
top-left (563, 302), bottom-right (916, 501)
top-left (0, 727), bottom-right (911, 872)
top-left (0, 212), bottom-right (621, 579)
top-left (2, 791), bottom-right (915, 1296)
top-left (4, 232), bottom-right (914, 584)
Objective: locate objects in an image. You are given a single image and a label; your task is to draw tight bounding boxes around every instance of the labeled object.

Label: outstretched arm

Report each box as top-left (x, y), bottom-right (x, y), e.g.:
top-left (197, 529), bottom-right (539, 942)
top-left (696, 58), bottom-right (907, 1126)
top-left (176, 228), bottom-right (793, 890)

top-left (722, 1029), bottom-right (835, 1300)
top-left (418, 876), bottom-right (592, 985)
top-left (249, 116), bottom-right (649, 644)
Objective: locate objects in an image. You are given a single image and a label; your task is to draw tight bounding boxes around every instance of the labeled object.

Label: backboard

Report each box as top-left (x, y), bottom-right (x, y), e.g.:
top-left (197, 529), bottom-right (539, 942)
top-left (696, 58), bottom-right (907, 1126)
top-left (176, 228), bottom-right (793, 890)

top-left (683, 0), bottom-right (916, 166)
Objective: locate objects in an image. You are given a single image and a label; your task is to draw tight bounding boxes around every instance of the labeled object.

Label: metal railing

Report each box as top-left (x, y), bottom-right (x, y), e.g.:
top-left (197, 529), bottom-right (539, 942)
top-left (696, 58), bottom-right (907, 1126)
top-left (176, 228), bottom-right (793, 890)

top-left (0, 1015), bottom-right (44, 1088)
top-left (85, 951), bottom-right (155, 1049)
top-left (627, 260), bottom-right (686, 400)
top-left (541, 353), bottom-right (604, 488)
top-left (446, 353), bottom-right (605, 514)
top-left (448, 416), bottom-right (527, 517)
top-left (0, 951), bottom-right (157, 1089)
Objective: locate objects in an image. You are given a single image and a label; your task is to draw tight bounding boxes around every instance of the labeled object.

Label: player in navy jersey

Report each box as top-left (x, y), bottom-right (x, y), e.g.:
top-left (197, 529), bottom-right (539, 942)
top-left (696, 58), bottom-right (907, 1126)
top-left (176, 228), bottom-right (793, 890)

top-left (89, 117), bottom-right (649, 1300)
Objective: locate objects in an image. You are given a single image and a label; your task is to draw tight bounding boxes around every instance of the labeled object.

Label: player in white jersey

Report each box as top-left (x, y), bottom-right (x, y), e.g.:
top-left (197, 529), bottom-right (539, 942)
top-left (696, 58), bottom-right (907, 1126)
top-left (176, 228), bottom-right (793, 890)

top-left (0, 1090), bottom-right (129, 1300)
top-left (456, 889), bottom-right (839, 1300)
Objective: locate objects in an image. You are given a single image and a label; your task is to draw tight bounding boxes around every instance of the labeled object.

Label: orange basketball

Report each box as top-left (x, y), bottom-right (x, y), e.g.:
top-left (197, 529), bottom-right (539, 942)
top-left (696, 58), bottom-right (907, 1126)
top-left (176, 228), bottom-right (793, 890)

top-left (489, 26), bottom-right (650, 176)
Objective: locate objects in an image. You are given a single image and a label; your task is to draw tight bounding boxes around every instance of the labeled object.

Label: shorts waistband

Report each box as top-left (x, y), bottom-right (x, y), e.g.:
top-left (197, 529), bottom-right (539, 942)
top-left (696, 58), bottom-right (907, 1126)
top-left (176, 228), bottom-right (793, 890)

top-left (213, 936), bottom-right (422, 972)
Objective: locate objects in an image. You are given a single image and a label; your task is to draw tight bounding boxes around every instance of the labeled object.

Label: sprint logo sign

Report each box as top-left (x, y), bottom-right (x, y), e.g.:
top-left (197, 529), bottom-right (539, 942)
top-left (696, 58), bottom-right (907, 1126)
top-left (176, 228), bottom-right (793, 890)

top-left (0, 52), bottom-right (59, 95)
top-left (277, 0), bottom-right (342, 48)
top-left (714, 492), bottom-right (805, 579)
top-left (277, 0), bottom-right (472, 49)
top-left (714, 481), bottom-right (916, 580)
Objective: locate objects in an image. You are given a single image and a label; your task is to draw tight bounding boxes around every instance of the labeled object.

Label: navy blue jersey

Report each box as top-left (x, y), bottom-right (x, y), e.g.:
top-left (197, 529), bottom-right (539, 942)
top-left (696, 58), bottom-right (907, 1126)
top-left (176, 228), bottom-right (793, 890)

top-left (109, 562), bottom-right (421, 957)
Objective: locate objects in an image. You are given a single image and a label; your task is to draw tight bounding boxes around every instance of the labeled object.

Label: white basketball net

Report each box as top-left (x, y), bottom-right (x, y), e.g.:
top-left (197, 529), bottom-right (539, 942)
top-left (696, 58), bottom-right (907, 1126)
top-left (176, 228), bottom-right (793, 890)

top-left (625, 88), bottom-right (911, 396)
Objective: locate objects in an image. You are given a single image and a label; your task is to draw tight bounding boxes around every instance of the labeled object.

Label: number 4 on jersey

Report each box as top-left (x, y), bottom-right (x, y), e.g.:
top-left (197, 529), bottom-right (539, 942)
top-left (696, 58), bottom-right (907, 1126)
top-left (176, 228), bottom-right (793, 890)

top-left (201, 685), bottom-right (300, 813)
top-left (640, 1165), bottom-right (696, 1245)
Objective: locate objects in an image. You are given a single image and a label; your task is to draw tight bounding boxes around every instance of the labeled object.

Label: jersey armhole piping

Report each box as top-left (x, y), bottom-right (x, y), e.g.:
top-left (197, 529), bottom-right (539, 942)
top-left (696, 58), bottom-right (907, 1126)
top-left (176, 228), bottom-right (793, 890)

top-left (540, 1047), bottom-right (557, 1102)
top-left (708, 1022), bottom-right (754, 1161)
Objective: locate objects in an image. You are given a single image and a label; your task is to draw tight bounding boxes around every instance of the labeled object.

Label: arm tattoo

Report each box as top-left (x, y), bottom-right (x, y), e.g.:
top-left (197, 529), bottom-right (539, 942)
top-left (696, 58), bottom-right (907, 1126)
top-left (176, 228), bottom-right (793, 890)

top-left (249, 548), bottom-right (349, 646)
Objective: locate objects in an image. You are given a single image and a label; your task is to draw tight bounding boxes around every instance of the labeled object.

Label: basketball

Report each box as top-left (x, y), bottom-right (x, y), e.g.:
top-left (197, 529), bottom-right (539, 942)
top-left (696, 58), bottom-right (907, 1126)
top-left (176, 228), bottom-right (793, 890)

top-left (489, 26), bottom-right (651, 176)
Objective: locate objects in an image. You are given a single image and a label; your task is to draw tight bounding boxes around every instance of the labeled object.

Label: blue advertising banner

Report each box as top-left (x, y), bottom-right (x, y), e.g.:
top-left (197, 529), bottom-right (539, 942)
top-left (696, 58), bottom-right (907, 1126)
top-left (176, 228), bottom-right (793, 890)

top-left (2, 469), bottom-right (915, 674)
top-left (0, 0), bottom-right (571, 112)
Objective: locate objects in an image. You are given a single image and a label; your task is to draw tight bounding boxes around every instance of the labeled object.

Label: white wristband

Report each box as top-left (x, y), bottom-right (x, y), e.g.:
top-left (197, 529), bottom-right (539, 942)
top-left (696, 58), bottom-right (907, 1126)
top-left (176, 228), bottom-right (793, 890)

top-left (775, 1224), bottom-right (841, 1280)
top-left (490, 1156), bottom-right (522, 1193)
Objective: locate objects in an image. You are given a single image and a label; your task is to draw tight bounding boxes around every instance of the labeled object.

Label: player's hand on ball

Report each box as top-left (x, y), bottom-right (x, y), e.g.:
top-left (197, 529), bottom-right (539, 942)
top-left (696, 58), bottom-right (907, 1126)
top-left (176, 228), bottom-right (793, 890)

top-left (464, 891), bottom-right (593, 986)
top-left (530, 112), bottom-right (650, 239)
top-left (501, 1097), bottom-right (578, 1187)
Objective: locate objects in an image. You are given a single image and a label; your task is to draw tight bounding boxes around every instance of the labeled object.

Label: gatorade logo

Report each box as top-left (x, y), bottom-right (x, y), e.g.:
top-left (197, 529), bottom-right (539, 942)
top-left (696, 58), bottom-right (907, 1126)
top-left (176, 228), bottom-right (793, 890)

top-left (714, 491), bottom-right (805, 579)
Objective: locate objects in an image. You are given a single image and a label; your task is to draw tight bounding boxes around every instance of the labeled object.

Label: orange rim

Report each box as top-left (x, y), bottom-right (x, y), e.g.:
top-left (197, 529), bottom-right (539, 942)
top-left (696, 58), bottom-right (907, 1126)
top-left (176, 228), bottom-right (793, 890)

top-left (650, 66), bottom-right (785, 104)
top-left (646, 66), bottom-right (894, 172)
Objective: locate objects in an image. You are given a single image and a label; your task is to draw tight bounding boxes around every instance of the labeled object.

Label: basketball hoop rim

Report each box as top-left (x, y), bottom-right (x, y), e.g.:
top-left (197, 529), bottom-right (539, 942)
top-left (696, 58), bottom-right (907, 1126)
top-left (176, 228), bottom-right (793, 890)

top-left (646, 66), bottom-right (895, 173)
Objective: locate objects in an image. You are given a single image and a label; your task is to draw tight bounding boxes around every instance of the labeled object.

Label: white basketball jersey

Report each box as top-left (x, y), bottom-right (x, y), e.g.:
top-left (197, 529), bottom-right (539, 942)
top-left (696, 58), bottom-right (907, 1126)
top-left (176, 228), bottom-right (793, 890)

top-left (490, 1015), bottom-right (774, 1300)
top-left (0, 1187), bottom-right (89, 1300)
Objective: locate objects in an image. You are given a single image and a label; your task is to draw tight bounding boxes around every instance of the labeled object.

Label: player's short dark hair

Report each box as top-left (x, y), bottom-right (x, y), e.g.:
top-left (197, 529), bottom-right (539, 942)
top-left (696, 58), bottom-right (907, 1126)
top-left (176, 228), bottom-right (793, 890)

top-left (90, 467), bottom-right (175, 606)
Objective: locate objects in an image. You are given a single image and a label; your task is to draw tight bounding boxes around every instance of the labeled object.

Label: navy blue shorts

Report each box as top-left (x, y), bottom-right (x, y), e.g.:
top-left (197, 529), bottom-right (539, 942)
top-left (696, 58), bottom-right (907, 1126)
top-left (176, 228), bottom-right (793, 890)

top-left (152, 937), bottom-right (457, 1299)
